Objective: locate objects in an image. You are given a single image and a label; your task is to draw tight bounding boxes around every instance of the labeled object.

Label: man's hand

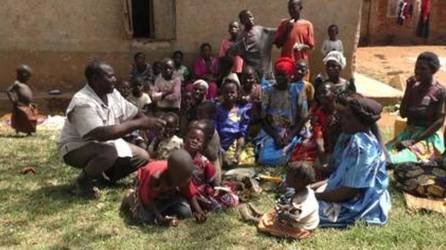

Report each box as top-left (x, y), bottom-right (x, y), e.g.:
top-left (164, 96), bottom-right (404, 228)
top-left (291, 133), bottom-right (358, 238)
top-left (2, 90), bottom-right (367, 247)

top-left (138, 116), bottom-right (166, 130)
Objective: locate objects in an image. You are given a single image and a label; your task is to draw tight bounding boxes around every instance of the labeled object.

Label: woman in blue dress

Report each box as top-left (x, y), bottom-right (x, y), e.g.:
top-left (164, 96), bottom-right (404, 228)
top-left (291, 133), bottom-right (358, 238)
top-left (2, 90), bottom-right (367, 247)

top-left (315, 94), bottom-right (391, 227)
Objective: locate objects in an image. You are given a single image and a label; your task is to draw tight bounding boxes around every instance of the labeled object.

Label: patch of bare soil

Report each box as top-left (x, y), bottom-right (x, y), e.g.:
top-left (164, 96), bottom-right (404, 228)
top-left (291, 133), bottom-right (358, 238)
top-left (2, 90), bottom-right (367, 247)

top-left (357, 46), bottom-right (446, 88)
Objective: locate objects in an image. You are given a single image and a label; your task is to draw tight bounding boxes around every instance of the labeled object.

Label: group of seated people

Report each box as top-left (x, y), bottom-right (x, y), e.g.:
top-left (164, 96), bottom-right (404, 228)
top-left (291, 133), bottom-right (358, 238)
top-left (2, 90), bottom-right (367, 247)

top-left (6, 0), bottom-right (442, 238)
top-left (56, 48), bottom-right (445, 235)
top-left (55, 42), bottom-right (399, 234)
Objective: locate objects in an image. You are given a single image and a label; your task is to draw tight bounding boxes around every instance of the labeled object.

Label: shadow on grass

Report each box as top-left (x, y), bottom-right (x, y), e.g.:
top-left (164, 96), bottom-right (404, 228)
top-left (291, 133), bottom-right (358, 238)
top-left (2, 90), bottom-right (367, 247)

top-left (3, 184), bottom-right (91, 221)
top-left (0, 133), bottom-right (31, 138)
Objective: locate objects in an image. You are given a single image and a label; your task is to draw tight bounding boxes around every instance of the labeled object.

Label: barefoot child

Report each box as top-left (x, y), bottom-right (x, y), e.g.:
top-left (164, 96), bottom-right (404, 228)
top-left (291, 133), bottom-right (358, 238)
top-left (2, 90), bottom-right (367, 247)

top-left (6, 65), bottom-right (39, 136)
top-left (121, 149), bottom-right (206, 225)
top-left (149, 112), bottom-right (183, 160)
top-left (184, 128), bottom-right (238, 211)
top-left (215, 80), bottom-right (252, 166)
top-left (240, 163), bottom-right (319, 239)
top-left (321, 24), bottom-right (343, 56)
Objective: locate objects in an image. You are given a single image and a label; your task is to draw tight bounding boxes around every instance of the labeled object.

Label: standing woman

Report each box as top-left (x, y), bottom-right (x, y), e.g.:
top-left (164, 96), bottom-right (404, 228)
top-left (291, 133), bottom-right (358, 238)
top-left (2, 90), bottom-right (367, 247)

top-left (386, 52), bottom-right (446, 165)
top-left (316, 94), bottom-right (390, 227)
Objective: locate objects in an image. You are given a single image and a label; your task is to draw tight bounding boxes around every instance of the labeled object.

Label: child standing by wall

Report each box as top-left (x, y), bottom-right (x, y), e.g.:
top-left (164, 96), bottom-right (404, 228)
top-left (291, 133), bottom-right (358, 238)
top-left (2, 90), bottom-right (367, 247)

top-left (321, 24), bottom-right (344, 56)
top-left (129, 52), bottom-right (154, 91)
top-left (274, 0), bottom-right (315, 63)
top-left (6, 65), bottom-right (39, 136)
top-left (172, 50), bottom-right (191, 84)
top-left (148, 112), bottom-right (183, 160)
top-left (152, 58), bottom-right (182, 113)
top-left (219, 21), bottom-right (244, 74)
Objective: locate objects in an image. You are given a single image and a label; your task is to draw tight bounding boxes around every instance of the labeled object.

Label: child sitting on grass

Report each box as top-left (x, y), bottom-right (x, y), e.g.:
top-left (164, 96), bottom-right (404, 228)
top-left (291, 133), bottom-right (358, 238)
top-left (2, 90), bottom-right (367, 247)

top-left (215, 79), bottom-right (252, 166)
top-left (189, 118), bottom-right (222, 184)
top-left (148, 112), bottom-right (183, 160)
top-left (184, 128), bottom-right (239, 211)
top-left (121, 149), bottom-right (207, 225)
top-left (240, 163), bottom-right (319, 239)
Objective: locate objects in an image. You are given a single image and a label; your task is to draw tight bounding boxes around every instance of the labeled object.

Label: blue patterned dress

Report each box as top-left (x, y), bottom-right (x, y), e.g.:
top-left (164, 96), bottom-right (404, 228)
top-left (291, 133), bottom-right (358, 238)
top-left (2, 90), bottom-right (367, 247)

top-left (318, 131), bottom-right (391, 227)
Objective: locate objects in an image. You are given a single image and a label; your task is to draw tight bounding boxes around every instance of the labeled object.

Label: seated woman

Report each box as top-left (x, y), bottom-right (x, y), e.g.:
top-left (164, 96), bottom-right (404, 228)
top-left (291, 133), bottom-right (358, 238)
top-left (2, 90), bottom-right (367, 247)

top-left (193, 43), bottom-right (219, 100)
top-left (255, 57), bottom-right (307, 166)
top-left (315, 51), bottom-right (355, 97)
top-left (315, 94), bottom-right (390, 228)
top-left (386, 52), bottom-right (446, 165)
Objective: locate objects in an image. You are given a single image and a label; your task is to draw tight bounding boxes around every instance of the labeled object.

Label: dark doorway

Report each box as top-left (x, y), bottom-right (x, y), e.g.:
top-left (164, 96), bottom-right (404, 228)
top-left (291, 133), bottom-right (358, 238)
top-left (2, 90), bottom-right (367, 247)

top-left (132, 0), bottom-right (153, 38)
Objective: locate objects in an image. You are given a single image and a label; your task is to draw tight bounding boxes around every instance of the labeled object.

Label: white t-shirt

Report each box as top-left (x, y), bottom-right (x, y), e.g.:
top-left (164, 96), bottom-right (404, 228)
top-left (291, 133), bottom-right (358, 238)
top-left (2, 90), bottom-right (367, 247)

top-left (321, 39), bottom-right (344, 56)
top-left (128, 92), bottom-right (152, 110)
top-left (58, 84), bottom-right (138, 158)
top-left (288, 187), bottom-right (320, 230)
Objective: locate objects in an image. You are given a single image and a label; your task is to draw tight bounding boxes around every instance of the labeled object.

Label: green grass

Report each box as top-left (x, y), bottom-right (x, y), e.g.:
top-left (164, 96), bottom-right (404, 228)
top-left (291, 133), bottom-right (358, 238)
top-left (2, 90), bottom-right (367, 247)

top-left (1, 126), bottom-right (446, 250)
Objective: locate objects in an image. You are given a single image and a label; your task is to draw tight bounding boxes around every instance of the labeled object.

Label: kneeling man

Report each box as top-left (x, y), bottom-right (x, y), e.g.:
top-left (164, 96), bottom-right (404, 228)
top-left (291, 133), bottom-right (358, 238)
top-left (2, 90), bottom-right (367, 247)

top-left (59, 61), bottom-right (165, 198)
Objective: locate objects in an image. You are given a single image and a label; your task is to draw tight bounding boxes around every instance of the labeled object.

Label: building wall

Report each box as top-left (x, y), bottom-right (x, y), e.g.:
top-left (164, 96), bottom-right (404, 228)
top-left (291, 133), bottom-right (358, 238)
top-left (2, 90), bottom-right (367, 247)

top-left (0, 0), bottom-right (362, 93)
top-left (360, 0), bottom-right (446, 46)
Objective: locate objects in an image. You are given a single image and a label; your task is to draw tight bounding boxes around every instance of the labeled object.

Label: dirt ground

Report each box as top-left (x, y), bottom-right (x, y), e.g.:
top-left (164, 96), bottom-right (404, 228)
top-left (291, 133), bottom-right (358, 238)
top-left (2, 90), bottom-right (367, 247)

top-left (356, 46), bottom-right (446, 89)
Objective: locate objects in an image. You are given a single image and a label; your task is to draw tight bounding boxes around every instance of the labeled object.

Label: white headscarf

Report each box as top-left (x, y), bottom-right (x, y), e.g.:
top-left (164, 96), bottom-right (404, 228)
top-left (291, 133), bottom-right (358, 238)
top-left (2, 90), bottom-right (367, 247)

top-left (192, 79), bottom-right (209, 90)
top-left (323, 51), bottom-right (347, 69)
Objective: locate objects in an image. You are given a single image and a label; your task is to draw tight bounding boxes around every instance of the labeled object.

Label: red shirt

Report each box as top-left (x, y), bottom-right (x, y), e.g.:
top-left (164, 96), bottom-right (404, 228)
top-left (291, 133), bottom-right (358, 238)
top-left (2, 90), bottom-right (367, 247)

top-left (191, 153), bottom-right (217, 194)
top-left (274, 19), bottom-right (315, 62)
top-left (137, 161), bottom-right (197, 206)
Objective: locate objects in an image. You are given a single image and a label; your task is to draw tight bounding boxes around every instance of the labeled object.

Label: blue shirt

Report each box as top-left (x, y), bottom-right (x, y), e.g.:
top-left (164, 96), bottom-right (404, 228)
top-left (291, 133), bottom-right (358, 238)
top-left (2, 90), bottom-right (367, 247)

top-left (261, 81), bottom-right (307, 130)
top-left (319, 131), bottom-right (391, 227)
top-left (215, 103), bottom-right (252, 150)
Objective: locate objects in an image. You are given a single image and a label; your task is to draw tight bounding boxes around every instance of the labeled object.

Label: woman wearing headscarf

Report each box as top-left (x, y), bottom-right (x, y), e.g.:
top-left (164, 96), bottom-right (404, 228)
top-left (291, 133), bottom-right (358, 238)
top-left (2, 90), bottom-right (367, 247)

top-left (255, 57), bottom-right (308, 166)
top-left (315, 94), bottom-right (391, 227)
top-left (314, 51), bottom-right (355, 97)
top-left (386, 52), bottom-right (446, 165)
